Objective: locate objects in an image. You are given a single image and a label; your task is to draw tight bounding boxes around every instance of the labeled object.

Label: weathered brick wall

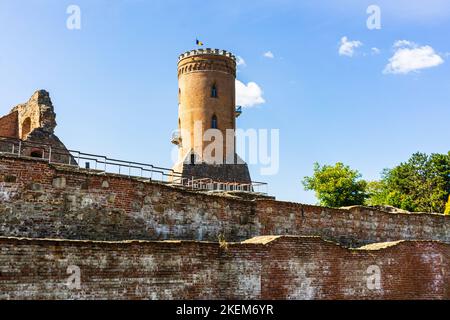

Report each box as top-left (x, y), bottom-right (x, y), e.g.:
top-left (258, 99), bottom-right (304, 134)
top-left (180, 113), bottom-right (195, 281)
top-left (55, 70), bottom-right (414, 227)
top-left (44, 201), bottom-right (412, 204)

top-left (0, 236), bottom-right (448, 300)
top-left (0, 111), bottom-right (18, 138)
top-left (0, 155), bottom-right (449, 246)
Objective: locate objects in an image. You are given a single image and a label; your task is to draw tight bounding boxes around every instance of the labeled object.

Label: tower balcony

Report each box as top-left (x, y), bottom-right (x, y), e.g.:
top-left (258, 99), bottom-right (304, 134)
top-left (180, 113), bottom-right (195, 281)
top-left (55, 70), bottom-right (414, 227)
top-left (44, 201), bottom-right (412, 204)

top-left (171, 130), bottom-right (182, 146)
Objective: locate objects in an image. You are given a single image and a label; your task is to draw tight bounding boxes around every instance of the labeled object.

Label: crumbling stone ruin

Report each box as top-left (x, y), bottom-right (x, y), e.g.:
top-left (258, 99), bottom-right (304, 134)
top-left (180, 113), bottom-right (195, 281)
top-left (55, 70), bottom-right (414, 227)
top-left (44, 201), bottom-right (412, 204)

top-left (0, 90), bottom-right (73, 163)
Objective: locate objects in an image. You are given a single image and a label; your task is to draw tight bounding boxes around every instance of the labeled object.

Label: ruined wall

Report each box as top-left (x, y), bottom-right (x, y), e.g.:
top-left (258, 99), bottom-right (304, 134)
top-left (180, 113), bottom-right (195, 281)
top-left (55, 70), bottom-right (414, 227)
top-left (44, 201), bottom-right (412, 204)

top-left (11, 90), bottom-right (57, 140)
top-left (0, 111), bottom-right (18, 138)
top-left (0, 155), bottom-right (448, 247)
top-left (0, 236), bottom-right (448, 300)
top-left (0, 90), bottom-right (74, 163)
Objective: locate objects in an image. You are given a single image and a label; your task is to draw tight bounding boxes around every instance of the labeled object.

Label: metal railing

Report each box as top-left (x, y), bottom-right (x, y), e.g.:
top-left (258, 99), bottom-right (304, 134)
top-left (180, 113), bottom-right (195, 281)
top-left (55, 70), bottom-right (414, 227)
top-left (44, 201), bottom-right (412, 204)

top-left (0, 136), bottom-right (268, 195)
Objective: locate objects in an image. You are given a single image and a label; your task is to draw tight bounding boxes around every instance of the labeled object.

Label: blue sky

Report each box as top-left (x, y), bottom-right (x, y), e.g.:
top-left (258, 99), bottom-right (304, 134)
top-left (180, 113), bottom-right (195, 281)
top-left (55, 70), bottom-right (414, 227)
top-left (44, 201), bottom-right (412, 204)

top-left (0, 0), bottom-right (449, 204)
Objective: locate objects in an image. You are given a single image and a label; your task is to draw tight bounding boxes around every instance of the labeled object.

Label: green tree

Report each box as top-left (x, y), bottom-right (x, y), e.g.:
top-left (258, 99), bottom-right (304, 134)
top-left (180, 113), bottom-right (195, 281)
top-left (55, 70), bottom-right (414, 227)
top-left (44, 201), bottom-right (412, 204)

top-left (365, 180), bottom-right (389, 206)
top-left (367, 152), bottom-right (450, 213)
top-left (302, 162), bottom-right (368, 208)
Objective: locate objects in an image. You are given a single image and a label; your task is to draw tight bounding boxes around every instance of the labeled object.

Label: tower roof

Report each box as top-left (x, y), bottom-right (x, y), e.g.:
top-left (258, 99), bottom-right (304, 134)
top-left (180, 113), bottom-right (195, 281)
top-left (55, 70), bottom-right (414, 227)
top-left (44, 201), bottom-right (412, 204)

top-left (178, 49), bottom-right (236, 63)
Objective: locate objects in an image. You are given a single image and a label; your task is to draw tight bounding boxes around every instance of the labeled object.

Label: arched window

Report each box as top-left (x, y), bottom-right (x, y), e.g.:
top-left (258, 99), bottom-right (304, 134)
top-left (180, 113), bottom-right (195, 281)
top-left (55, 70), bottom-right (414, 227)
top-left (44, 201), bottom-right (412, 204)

top-left (211, 84), bottom-right (218, 98)
top-left (211, 115), bottom-right (218, 129)
top-left (21, 117), bottom-right (31, 140)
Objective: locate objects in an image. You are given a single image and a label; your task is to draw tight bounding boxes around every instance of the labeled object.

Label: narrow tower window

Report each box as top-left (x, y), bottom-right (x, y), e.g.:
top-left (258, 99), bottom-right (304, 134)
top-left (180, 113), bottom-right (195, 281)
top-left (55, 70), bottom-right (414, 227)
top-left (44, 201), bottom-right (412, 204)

top-left (211, 84), bottom-right (218, 98)
top-left (211, 115), bottom-right (218, 129)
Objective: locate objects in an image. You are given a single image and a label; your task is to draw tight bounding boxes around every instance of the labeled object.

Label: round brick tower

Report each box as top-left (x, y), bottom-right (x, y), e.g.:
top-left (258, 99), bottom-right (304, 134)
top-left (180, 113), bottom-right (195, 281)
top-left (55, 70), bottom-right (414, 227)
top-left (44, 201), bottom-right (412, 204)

top-left (172, 48), bottom-right (251, 183)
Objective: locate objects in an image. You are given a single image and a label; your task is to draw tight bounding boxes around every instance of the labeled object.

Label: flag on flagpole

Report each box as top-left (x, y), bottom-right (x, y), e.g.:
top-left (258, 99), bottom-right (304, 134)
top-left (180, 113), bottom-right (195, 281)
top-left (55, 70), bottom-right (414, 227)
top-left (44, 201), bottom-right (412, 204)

top-left (196, 38), bottom-right (204, 46)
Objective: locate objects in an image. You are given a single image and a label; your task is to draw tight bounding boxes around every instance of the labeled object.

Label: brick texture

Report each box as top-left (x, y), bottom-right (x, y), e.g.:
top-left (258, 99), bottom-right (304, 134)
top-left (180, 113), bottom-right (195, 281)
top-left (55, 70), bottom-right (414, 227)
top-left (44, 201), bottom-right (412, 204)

top-left (0, 236), bottom-right (447, 300)
top-left (0, 111), bottom-right (18, 138)
top-left (1, 155), bottom-right (448, 247)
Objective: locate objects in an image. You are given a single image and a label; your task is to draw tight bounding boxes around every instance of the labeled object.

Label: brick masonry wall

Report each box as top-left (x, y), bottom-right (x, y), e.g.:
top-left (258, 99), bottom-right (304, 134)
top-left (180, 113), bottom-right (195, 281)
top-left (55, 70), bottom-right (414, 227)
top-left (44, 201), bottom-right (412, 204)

top-left (0, 236), bottom-right (448, 300)
top-left (0, 111), bottom-right (18, 138)
top-left (0, 155), bottom-right (449, 246)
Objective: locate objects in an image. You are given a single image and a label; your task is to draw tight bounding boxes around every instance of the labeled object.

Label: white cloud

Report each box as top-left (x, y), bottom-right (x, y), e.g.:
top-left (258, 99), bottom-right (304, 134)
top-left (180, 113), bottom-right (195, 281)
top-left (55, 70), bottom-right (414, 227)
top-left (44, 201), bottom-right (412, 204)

top-left (236, 56), bottom-right (246, 67)
top-left (263, 51), bottom-right (274, 59)
top-left (393, 40), bottom-right (417, 48)
top-left (384, 41), bottom-right (444, 74)
top-left (339, 36), bottom-right (363, 57)
top-left (371, 47), bottom-right (381, 55)
top-left (235, 80), bottom-right (265, 108)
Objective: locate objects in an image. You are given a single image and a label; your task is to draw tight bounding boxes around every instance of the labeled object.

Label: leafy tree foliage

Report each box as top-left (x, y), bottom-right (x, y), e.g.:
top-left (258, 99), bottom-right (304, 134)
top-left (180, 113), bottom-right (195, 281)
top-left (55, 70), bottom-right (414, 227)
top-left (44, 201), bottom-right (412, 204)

top-left (302, 162), bottom-right (368, 208)
top-left (365, 180), bottom-right (389, 206)
top-left (367, 152), bottom-right (450, 213)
